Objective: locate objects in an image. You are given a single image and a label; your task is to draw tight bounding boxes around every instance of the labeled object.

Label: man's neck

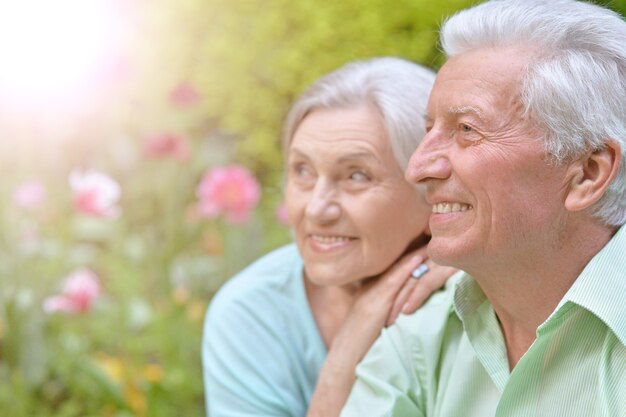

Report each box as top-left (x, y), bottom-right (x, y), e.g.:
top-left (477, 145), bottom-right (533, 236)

top-left (471, 221), bottom-right (616, 369)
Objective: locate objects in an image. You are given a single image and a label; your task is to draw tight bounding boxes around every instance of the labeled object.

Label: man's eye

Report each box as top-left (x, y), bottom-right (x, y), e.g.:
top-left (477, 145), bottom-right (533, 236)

top-left (457, 123), bottom-right (483, 143)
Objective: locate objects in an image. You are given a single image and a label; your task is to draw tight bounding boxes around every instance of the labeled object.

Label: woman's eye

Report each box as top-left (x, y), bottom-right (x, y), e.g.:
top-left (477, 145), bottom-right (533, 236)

top-left (294, 164), bottom-right (310, 177)
top-left (460, 123), bottom-right (473, 132)
top-left (349, 171), bottom-right (369, 181)
top-left (288, 163), bottom-right (315, 183)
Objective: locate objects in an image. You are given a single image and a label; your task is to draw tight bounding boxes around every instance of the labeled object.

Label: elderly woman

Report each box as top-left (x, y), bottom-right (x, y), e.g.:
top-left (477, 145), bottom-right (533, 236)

top-left (202, 57), bottom-right (456, 417)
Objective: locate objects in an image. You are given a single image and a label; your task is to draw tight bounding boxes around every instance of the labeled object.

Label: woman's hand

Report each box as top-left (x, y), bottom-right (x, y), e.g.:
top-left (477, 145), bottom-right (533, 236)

top-left (344, 247), bottom-right (457, 345)
top-left (386, 257), bottom-right (458, 326)
top-left (306, 248), bottom-right (457, 417)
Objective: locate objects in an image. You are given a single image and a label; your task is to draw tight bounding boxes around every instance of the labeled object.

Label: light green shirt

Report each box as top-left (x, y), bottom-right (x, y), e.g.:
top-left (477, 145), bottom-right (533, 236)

top-left (341, 226), bottom-right (625, 417)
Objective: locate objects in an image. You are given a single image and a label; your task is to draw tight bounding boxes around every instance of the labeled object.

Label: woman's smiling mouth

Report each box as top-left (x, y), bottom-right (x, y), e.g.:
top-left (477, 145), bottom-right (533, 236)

top-left (308, 234), bottom-right (356, 252)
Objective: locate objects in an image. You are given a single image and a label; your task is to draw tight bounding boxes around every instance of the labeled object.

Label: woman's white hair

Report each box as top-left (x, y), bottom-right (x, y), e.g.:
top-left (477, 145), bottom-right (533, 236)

top-left (441, 0), bottom-right (626, 226)
top-left (281, 57), bottom-right (435, 171)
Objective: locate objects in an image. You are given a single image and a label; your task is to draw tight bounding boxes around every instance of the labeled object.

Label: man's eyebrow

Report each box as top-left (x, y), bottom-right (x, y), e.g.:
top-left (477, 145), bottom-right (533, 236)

top-left (446, 105), bottom-right (485, 120)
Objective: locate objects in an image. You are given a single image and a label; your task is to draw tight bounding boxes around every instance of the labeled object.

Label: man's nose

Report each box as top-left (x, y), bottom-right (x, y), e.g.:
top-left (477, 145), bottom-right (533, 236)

top-left (405, 128), bottom-right (452, 184)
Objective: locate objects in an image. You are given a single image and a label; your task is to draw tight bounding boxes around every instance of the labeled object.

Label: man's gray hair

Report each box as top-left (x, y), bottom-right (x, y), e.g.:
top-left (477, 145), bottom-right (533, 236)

top-left (282, 57), bottom-right (435, 171)
top-left (441, 0), bottom-right (626, 226)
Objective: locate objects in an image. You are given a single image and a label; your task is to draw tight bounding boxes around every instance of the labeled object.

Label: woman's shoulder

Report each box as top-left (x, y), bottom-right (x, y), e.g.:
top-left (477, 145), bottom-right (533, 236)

top-left (207, 243), bottom-right (304, 319)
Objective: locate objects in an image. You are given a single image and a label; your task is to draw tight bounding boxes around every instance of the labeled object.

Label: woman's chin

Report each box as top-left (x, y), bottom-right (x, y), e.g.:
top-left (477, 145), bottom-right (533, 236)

top-left (304, 267), bottom-right (361, 287)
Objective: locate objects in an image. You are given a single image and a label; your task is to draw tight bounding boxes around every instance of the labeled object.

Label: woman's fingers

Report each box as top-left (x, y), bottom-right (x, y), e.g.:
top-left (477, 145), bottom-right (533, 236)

top-left (386, 279), bottom-right (414, 326)
top-left (359, 250), bottom-right (423, 298)
top-left (401, 262), bottom-right (458, 315)
top-left (386, 260), bottom-right (458, 325)
top-left (355, 251), bottom-right (423, 323)
top-left (384, 253), bottom-right (429, 325)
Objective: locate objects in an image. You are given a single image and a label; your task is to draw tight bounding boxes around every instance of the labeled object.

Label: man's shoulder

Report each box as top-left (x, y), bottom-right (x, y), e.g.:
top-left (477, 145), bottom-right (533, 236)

top-left (567, 225), bottom-right (626, 346)
top-left (391, 271), bottom-right (465, 354)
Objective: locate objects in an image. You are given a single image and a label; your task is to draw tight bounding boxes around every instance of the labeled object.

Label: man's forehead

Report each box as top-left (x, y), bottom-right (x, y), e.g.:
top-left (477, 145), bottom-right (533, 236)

top-left (425, 49), bottom-right (530, 118)
top-left (438, 47), bottom-right (531, 83)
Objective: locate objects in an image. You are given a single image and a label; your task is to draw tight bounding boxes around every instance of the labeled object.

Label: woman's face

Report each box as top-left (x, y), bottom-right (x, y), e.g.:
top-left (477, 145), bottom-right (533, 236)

top-left (285, 104), bottom-right (431, 286)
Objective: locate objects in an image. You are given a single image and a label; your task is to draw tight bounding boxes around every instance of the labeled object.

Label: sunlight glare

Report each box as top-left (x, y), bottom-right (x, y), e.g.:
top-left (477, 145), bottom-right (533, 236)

top-left (0, 0), bottom-right (119, 108)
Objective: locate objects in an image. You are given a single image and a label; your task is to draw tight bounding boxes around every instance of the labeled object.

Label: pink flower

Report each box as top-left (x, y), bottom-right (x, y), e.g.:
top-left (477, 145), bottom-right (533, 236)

top-left (275, 202), bottom-right (290, 226)
top-left (143, 133), bottom-right (189, 161)
top-left (69, 169), bottom-right (121, 219)
top-left (43, 268), bottom-right (101, 314)
top-left (196, 165), bottom-right (261, 223)
top-left (169, 82), bottom-right (201, 107)
top-left (13, 181), bottom-right (46, 210)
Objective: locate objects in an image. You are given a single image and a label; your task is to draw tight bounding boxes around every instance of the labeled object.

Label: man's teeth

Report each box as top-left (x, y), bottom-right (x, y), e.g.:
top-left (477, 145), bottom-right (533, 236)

top-left (311, 235), bottom-right (350, 244)
top-left (432, 202), bottom-right (472, 213)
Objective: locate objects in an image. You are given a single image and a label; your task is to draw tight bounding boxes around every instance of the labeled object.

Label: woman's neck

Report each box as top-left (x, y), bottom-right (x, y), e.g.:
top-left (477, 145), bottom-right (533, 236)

top-left (304, 276), bottom-right (359, 348)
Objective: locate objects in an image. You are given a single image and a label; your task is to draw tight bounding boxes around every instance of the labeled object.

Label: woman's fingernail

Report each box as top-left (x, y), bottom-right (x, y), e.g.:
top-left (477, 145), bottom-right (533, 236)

top-left (402, 302), bottom-right (410, 314)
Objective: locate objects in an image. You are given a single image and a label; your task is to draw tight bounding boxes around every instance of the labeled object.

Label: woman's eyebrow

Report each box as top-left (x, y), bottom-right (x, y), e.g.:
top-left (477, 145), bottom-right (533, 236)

top-left (289, 148), bottom-right (381, 164)
top-left (287, 147), bottom-right (310, 159)
top-left (336, 152), bottom-right (381, 165)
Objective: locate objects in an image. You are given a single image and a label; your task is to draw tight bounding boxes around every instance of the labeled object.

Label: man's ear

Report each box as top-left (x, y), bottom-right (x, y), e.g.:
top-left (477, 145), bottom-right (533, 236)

top-left (565, 140), bottom-right (622, 212)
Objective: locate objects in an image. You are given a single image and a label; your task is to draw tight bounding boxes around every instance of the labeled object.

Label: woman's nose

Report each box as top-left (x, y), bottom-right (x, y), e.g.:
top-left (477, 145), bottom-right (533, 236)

top-left (305, 181), bottom-right (341, 223)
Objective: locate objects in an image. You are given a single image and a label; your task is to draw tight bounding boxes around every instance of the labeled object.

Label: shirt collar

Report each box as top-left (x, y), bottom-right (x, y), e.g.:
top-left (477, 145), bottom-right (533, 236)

top-left (557, 225), bottom-right (626, 346)
top-left (453, 273), bottom-right (486, 321)
top-left (452, 225), bottom-right (626, 345)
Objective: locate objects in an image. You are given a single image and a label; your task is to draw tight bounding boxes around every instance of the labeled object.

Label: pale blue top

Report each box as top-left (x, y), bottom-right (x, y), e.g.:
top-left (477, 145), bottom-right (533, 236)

top-left (202, 244), bottom-right (327, 417)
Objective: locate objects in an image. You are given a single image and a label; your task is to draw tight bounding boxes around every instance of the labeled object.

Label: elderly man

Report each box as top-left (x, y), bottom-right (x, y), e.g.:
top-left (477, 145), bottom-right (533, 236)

top-left (340, 1), bottom-right (625, 416)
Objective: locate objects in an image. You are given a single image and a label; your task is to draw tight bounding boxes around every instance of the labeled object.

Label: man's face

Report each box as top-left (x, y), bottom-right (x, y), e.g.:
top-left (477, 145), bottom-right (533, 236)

top-left (406, 47), bottom-right (573, 273)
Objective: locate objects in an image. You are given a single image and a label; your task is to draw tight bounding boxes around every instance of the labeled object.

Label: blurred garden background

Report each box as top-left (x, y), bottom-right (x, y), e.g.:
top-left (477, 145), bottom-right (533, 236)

top-left (1, 0), bottom-right (625, 416)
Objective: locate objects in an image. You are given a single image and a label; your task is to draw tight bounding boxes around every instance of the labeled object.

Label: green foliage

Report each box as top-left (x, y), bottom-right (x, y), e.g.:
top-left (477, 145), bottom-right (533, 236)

top-left (188, 0), bottom-right (476, 182)
top-left (121, 0), bottom-right (475, 188)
